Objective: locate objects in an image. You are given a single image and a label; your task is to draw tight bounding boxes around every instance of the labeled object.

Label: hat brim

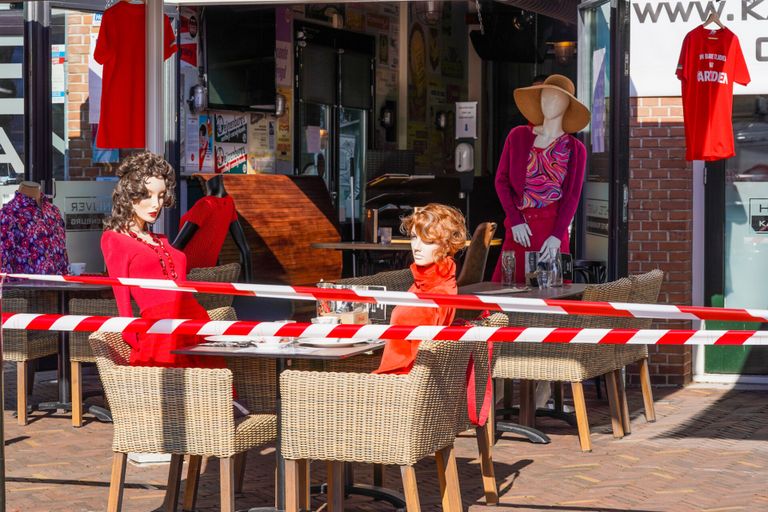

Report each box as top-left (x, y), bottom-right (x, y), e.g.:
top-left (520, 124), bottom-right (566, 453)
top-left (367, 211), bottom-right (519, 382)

top-left (513, 84), bottom-right (591, 134)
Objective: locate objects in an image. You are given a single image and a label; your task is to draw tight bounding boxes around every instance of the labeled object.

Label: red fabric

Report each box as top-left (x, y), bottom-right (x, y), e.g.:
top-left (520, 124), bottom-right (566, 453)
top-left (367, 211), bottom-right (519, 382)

top-left (491, 203), bottom-right (570, 284)
top-left (179, 195), bottom-right (239, 269)
top-left (101, 230), bottom-right (222, 369)
top-left (94, 3), bottom-right (177, 149)
top-left (373, 258), bottom-right (457, 375)
top-left (495, 125), bottom-right (586, 241)
top-left (676, 26), bottom-right (750, 161)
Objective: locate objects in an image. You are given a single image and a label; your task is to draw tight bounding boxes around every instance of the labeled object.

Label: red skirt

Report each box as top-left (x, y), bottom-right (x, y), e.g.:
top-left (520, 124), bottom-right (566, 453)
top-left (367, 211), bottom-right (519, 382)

top-left (491, 202), bottom-right (570, 284)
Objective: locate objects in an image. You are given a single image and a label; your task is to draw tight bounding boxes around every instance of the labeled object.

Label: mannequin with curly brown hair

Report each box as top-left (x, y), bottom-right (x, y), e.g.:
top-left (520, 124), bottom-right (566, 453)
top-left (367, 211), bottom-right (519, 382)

top-left (101, 152), bottom-right (219, 368)
top-left (373, 203), bottom-right (467, 375)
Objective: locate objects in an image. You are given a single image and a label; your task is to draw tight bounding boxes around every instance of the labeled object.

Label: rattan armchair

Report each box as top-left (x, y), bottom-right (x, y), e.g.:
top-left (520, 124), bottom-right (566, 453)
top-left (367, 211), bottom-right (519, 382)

top-left (493, 278), bottom-right (633, 452)
top-left (613, 269), bottom-right (664, 431)
top-left (68, 298), bottom-right (135, 427)
top-left (89, 306), bottom-right (277, 512)
top-left (3, 293), bottom-right (60, 426)
top-left (281, 339), bottom-right (476, 512)
top-left (187, 262), bottom-right (242, 310)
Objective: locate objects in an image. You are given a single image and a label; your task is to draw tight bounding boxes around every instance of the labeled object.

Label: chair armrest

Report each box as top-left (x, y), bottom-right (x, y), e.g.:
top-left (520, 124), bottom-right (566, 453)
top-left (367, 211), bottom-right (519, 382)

top-left (280, 370), bottom-right (415, 463)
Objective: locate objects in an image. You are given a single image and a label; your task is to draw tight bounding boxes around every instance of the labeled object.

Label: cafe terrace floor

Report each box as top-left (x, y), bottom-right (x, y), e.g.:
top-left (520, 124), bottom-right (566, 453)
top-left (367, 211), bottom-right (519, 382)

top-left (3, 363), bottom-right (767, 511)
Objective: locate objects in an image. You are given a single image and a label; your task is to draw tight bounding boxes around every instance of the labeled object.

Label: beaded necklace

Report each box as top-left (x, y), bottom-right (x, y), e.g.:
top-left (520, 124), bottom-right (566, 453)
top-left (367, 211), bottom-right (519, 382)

top-left (128, 229), bottom-right (179, 279)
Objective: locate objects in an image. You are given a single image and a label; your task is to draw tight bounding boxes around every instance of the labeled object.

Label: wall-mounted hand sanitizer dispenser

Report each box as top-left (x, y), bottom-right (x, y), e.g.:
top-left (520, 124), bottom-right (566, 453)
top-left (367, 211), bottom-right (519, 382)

top-left (455, 142), bottom-right (474, 173)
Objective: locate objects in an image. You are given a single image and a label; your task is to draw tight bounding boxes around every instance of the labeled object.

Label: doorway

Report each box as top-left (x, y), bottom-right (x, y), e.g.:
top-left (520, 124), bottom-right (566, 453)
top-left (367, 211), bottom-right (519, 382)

top-left (703, 94), bottom-right (768, 379)
top-left (294, 21), bottom-right (374, 240)
top-left (576, 0), bottom-right (630, 280)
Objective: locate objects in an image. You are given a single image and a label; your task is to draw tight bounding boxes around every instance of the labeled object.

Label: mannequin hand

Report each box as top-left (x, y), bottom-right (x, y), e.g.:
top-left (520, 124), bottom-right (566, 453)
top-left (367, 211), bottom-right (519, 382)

top-left (539, 236), bottom-right (561, 263)
top-left (511, 223), bottom-right (532, 248)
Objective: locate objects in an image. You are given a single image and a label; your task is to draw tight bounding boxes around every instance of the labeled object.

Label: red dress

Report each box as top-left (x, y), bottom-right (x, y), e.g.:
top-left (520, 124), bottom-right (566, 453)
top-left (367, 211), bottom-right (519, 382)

top-left (101, 230), bottom-right (220, 368)
top-left (94, 2), bottom-right (176, 148)
top-left (373, 258), bottom-right (457, 375)
top-left (179, 195), bottom-right (238, 269)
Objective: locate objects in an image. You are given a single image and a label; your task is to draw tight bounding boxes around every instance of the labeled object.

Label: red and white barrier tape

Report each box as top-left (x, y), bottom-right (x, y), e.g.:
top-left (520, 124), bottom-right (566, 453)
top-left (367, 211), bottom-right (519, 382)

top-left (4, 272), bottom-right (768, 324)
top-left (2, 312), bottom-right (768, 345)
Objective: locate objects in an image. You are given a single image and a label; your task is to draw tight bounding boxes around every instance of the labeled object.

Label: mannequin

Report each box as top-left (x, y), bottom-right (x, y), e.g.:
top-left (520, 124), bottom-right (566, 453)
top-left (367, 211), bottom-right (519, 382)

top-left (172, 174), bottom-right (252, 282)
top-left (18, 181), bottom-right (41, 204)
top-left (373, 203), bottom-right (467, 375)
top-left (101, 152), bottom-right (220, 369)
top-left (492, 74), bottom-right (590, 284)
top-left (0, 180), bottom-right (68, 275)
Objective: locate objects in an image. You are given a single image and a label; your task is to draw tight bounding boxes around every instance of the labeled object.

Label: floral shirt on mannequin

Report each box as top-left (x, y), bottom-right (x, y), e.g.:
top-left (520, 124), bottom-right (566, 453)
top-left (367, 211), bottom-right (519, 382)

top-left (0, 191), bottom-right (69, 275)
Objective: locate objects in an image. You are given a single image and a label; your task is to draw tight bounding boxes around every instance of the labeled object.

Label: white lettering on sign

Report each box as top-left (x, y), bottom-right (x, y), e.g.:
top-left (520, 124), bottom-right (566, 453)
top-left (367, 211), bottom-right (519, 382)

top-left (630, 0), bottom-right (768, 96)
top-left (697, 70), bottom-right (729, 83)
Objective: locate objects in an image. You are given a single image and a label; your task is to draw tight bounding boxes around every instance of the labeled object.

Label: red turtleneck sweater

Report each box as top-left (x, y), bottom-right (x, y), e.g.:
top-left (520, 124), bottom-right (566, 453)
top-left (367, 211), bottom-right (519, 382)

top-left (373, 257), bottom-right (457, 375)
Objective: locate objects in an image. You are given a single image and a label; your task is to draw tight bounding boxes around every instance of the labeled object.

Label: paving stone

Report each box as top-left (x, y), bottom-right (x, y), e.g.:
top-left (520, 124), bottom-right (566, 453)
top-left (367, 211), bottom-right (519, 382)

top-left (2, 360), bottom-right (767, 511)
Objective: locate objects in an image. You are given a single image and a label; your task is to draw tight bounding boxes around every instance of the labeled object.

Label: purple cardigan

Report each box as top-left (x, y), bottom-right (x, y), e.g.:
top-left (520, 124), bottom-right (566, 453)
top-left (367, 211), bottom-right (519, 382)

top-left (494, 125), bottom-right (586, 240)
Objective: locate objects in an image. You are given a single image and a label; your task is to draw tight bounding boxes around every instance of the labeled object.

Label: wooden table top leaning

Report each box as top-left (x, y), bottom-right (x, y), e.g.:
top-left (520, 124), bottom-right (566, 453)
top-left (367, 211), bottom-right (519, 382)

top-left (312, 238), bottom-right (502, 251)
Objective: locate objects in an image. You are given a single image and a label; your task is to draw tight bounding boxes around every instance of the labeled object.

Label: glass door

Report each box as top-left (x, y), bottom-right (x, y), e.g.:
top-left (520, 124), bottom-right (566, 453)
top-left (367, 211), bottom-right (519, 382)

top-left (577, 0), bottom-right (630, 279)
top-left (704, 95), bottom-right (768, 376)
top-left (295, 22), bottom-right (373, 240)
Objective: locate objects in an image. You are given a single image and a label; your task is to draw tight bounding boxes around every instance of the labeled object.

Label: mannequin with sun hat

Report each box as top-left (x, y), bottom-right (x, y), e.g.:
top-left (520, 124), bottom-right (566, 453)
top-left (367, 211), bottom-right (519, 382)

top-left (492, 74), bottom-right (590, 284)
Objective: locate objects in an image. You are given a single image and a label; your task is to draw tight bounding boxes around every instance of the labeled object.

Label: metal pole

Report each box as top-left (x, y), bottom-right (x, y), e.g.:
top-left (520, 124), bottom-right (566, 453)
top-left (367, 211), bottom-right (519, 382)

top-left (23, 1), bottom-right (51, 194)
top-left (0, 275), bottom-right (6, 512)
top-left (146, 0), bottom-right (166, 232)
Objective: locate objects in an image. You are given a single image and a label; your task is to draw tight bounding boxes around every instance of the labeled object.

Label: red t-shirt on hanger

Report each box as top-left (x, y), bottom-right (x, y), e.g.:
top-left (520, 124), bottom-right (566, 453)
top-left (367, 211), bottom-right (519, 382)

top-left (94, 2), bottom-right (177, 149)
top-left (179, 195), bottom-right (239, 269)
top-left (676, 25), bottom-right (750, 161)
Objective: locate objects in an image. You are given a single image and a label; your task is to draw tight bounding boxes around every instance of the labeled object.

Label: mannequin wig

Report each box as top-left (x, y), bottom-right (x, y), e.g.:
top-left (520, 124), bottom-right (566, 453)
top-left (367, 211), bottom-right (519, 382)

top-left (103, 151), bottom-right (176, 232)
top-left (401, 203), bottom-right (467, 261)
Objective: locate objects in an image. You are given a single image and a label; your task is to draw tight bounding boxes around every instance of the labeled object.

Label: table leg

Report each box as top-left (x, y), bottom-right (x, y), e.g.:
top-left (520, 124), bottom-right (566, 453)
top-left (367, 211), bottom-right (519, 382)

top-left (37, 290), bottom-right (72, 413)
top-left (247, 358), bottom-right (286, 512)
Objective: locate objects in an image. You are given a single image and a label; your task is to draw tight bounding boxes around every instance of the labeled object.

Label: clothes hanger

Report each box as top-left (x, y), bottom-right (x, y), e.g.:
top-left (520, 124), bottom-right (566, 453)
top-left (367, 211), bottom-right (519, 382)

top-left (702, 11), bottom-right (725, 30)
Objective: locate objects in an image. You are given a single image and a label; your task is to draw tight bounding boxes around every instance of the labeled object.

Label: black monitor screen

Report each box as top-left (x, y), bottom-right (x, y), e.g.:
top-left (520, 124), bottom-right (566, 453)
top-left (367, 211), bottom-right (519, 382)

top-left (205, 6), bottom-right (276, 111)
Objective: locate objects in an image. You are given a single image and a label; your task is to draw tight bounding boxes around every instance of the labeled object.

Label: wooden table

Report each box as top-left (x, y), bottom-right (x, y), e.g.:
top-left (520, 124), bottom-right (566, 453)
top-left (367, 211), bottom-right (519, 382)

top-left (312, 239), bottom-right (503, 277)
top-left (458, 281), bottom-right (588, 445)
top-left (174, 340), bottom-right (388, 512)
top-left (4, 280), bottom-right (111, 417)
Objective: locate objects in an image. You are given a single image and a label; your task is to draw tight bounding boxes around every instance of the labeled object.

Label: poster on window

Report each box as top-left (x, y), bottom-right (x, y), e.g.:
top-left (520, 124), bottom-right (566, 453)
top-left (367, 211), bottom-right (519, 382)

top-left (214, 112), bottom-right (247, 174)
top-left (247, 113), bottom-right (276, 173)
top-left (179, 7), bottom-right (199, 69)
top-left (185, 114), bottom-right (213, 173)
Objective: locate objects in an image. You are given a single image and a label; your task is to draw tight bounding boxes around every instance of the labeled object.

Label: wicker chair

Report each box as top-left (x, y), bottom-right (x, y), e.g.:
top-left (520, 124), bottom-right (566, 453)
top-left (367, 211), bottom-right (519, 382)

top-left (613, 269), bottom-right (664, 431)
top-left (187, 262), bottom-right (242, 310)
top-left (281, 339), bottom-right (476, 512)
top-left (89, 306), bottom-right (277, 512)
top-left (3, 293), bottom-right (60, 426)
top-left (456, 222), bottom-right (497, 287)
top-left (493, 278), bottom-right (633, 452)
top-left (68, 298), bottom-right (135, 428)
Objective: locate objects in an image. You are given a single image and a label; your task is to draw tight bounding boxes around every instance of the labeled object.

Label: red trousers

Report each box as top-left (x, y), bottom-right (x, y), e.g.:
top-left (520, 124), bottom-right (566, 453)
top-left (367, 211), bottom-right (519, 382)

top-left (491, 202), bottom-right (570, 284)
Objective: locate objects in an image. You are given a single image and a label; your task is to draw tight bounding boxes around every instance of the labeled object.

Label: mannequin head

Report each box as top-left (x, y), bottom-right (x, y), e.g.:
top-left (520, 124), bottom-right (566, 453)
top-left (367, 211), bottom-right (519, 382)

top-left (401, 203), bottom-right (467, 266)
top-left (104, 151), bottom-right (176, 233)
top-left (18, 181), bottom-right (41, 205)
top-left (540, 88), bottom-right (569, 121)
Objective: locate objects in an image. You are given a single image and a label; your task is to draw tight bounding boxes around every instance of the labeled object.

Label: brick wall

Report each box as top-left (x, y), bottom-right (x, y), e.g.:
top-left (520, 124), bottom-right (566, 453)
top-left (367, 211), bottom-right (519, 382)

top-left (627, 97), bottom-right (693, 386)
top-left (65, 12), bottom-right (118, 179)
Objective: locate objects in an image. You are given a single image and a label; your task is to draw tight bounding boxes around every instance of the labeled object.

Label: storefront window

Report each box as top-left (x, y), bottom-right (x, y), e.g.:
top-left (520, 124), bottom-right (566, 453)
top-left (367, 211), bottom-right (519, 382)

top-left (707, 94), bottom-right (768, 375)
top-left (0, 3), bottom-right (24, 203)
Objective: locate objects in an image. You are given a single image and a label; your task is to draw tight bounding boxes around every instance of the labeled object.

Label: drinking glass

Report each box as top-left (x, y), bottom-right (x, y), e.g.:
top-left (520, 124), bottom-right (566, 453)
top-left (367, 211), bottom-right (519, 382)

top-left (501, 250), bottom-right (516, 286)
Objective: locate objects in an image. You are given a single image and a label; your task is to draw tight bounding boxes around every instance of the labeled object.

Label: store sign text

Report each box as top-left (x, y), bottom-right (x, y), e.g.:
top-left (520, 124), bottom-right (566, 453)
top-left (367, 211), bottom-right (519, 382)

top-left (630, 1), bottom-right (768, 96)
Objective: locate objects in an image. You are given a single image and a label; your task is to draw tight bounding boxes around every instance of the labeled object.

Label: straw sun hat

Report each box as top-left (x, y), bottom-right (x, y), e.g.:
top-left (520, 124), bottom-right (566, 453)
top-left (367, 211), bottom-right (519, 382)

top-left (513, 74), bottom-right (591, 133)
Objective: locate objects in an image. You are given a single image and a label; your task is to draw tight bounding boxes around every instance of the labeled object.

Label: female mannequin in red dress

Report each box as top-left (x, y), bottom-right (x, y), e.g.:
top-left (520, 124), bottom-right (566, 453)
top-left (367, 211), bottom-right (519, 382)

top-left (101, 152), bottom-right (218, 368)
top-left (373, 203), bottom-right (467, 375)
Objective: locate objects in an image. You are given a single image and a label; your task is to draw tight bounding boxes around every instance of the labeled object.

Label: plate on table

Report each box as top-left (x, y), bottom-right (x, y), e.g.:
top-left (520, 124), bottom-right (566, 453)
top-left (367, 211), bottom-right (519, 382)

top-left (250, 336), bottom-right (287, 349)
top-left (297, 338), bottom-right (366, 348)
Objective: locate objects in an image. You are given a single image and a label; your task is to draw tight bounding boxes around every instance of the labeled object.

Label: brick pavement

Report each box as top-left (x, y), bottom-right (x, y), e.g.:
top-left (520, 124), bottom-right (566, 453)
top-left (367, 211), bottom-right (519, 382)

top-left (3, 364), bottom-right (767, 511)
